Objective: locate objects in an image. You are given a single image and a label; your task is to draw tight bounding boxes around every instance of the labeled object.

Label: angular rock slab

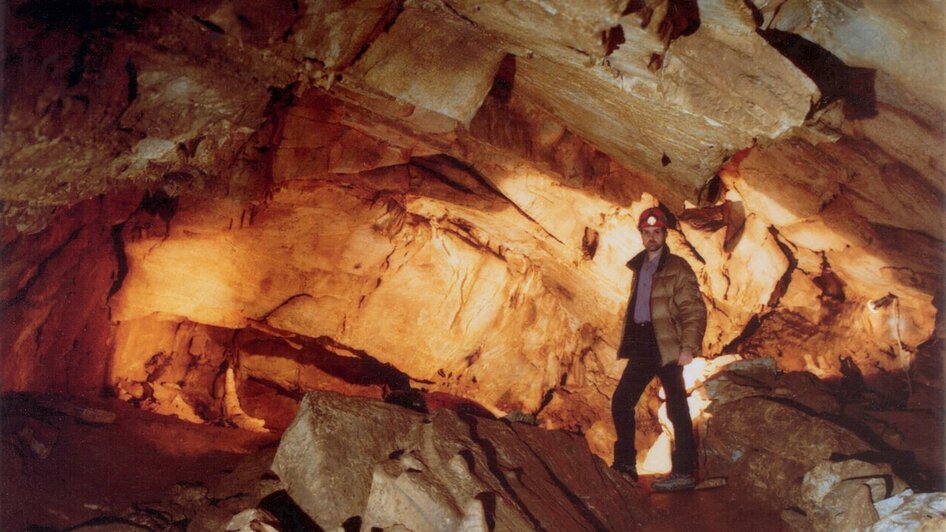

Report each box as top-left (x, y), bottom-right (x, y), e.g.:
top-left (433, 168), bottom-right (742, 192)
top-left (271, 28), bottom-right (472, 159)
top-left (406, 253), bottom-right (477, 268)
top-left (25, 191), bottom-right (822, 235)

top-left (272, 391), bottom-right (648, 530)
top-left (702, 394), bottom-right (874, 510)
top-left (799, 458), bottom-right (911, 531)
top-left (871, 490), bottom-right (946, 532)
top-left (347, 2), bottom-right (506, 126)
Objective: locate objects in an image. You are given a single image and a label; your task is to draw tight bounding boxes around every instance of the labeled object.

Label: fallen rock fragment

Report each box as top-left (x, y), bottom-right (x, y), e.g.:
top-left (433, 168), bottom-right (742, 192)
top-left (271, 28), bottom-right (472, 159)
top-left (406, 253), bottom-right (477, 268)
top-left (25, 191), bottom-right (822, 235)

top-left (35, 396), bottom-right (117, 424)
top-left (14, 418), bottom-right (58, 459)
top-left (273, 391), bottom-right (649, 530)
top-left (695, 477), bottom-right (727, 490)
top-left (226, 508), bottom-right (280, 532)
top-left (810, 481), bottom-right (879, 532)
top-left (801, 459), bottom-right (908, 513)
top-left (870, 490), bottom-right (946, 532)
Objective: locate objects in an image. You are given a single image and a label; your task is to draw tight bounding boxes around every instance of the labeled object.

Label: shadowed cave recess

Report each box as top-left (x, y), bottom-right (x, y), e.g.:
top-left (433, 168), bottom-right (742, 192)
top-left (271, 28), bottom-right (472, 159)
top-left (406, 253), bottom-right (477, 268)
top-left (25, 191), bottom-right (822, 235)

top-left (2, 0), bottom-right (945, 530)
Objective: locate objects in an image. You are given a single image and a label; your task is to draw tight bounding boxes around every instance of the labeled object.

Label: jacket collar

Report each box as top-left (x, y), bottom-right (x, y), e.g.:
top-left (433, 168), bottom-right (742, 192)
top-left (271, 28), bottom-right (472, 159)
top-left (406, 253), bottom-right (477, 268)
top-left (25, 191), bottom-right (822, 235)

top-left (626, 245), bottom-right (668, 272)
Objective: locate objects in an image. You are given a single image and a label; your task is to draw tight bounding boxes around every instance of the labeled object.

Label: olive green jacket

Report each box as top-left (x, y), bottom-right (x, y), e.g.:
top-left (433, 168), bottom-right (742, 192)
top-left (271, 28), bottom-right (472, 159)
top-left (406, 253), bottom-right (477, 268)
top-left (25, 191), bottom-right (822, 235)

top-left (617, 247), bottom-right (707, 365)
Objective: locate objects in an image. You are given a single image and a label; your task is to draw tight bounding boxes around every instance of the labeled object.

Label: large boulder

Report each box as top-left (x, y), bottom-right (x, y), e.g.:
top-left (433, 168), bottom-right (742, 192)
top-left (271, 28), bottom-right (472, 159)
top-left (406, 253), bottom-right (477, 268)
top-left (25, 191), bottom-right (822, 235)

top-left (272, 391), bottom-right (648, 530)
top-left (700, 358), bottom-right (945, 531)
top-left (702, 361), bottom-right (874, 495)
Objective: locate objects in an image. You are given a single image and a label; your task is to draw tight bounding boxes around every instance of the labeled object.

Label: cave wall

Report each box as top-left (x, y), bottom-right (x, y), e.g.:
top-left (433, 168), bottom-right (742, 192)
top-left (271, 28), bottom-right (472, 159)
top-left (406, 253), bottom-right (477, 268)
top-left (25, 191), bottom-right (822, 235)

top-left (1, 192), bottom-right (140, 395)
top-left (2, 0), bottom-right (944, 463)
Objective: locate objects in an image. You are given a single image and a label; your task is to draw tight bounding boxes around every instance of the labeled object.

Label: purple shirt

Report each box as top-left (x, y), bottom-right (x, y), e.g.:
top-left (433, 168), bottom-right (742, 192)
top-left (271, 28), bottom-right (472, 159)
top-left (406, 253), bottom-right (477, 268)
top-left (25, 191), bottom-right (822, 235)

top-left (633, 247), bottom-right (663, 323)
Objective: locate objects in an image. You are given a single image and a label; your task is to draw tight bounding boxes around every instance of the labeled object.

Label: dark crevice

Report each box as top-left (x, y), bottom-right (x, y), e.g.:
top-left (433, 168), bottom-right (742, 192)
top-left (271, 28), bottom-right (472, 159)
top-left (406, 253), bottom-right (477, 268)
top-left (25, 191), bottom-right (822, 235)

top-left (312, 336), bottom-right (412, 391)
top-left (759, 29), bottom-right (877, 120)
top-left (464, 348), bottom-right (481, 368)
top-left (66, 38), bottom-right (93, 88)
top-left (534, 387), bottom-right (556, 418)
top-left (486, 54), bottom-right (516, 104)
top-left (661, 203), bottom-right (706, 264)
top-left (813, 256), bottom-right (846, 304)
top-left (698, 174), bottom-right (723, 206)
top-left (658, 0), bottom-right (700, 45)
top-left (258, 293), bottom-right (316, 321)
top-left (475, 491), bottom-right (497, 531)
top-left (566, 45), bottom-right (593, 60)
top-left (457, 413), bottom-right (547, 531)
top-left (410, 155), bottom-right (498, 197)
top-left (721, 313), bottom-right (765, 354)
top-left (192, 15), bottom-right (225, 34)
top-left (259, 490), bottom-right (323, 531)
top-left (581, 227), bottom-right (599, 260)
top-left (603, 24), bottom-right (625, 56)
top-left (233, 323), bottom-right (413, 393)
top-left (245, 376), bottom-right (306, 402)
top-left (124, 60), bottom-right (138, 103)
top-left (62, 515), bottom-right (152, 530)
top-left (341, 516), bottom-right (361, 532)
top-left (266, 84), bottom-right (298, 117)
top-left (742, 0), bottom-right (764, 28)
top-left (410, 158), bottom-right (476, 194)
top-left (346, 1), bottom-right (404, 70)
top-left (441, 1), bottom-right (479, 28)
top-left (236, 14), bottom-right (254, 30)
top-left (437, 220), bottom-right (509, 265)
top-left (410, 155), bottom-right (566, 247)
top-left (622, 0), bottom-right (646, 17)
top-left (766, 226), bottom-right (797, 308)
top-left (647, 52), bottom-right (663, 72)
top-left (107, 222), bottom-right (128, 299)
top-left (384, 389), bottom-right (428, 413)
top-left (139, 189), bottom-right (178, 235)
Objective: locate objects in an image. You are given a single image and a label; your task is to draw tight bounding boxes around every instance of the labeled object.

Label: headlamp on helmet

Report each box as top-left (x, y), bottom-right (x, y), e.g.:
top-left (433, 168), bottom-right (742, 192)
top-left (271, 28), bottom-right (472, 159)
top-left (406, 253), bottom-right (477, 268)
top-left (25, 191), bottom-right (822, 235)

top-left (637, 207), bottom-right (669, 230)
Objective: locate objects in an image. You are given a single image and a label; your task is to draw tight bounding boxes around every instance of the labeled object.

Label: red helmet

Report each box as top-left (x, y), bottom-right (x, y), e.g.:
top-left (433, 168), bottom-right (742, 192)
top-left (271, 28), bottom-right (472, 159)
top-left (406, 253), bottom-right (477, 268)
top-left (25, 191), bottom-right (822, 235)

top-left (638, 207), bottom-right (669, 229)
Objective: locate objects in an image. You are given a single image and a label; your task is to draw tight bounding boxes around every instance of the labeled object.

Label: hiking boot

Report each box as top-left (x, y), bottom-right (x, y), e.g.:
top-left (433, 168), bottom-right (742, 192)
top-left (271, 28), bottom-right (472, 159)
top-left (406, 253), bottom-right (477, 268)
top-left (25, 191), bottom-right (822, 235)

top-left (611, 462), bottom-right (639, 482)
top-left (651, 473), bottom-right (695, 492)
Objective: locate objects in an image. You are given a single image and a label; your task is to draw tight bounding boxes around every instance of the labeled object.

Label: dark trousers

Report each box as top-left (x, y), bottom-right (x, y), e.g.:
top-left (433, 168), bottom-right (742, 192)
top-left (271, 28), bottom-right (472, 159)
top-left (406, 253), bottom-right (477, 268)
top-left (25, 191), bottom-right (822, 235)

top-left (611, 322), bottom-right (696, 475)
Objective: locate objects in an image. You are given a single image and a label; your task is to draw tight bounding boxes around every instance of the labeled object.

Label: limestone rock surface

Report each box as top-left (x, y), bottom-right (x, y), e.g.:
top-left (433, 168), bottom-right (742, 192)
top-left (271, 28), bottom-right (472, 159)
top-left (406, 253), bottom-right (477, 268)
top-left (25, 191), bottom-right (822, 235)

top-left (272, 391), bottom-right (648, 530)
top-left (800, 459), bottom-right (908, 532)
top-left (870, 490), bottom-right (946, 532)
top-left (0, 0), bottom-right (943, 509)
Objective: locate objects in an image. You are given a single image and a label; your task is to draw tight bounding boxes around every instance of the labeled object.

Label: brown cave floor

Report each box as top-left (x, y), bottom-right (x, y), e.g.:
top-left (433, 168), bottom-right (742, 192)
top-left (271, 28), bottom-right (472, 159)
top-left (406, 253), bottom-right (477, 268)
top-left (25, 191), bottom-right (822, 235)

top-left (642, 480), bottom-right (789, 532)
top-left (1, 393), bottom-right (791, 532)
top-left (1, 394), bottom-right (279, 531)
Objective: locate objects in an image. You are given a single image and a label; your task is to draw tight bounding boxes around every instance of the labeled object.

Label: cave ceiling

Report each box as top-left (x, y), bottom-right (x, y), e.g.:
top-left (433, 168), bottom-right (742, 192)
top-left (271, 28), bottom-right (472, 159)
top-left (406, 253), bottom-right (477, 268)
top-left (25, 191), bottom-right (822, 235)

top-left (2, 0), bottom-right (945, 456)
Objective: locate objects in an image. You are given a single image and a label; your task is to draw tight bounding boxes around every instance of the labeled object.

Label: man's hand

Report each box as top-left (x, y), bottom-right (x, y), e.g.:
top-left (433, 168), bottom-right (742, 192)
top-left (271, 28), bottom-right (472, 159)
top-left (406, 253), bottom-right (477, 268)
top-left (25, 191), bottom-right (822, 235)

top-left (678, 349), bottom-right (694, 366)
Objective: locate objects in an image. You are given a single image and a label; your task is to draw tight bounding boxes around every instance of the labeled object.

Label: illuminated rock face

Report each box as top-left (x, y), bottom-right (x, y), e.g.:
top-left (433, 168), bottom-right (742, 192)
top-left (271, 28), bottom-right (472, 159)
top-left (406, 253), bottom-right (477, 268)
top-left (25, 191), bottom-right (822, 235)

top-left (1, 0), bottom-right (943, 491)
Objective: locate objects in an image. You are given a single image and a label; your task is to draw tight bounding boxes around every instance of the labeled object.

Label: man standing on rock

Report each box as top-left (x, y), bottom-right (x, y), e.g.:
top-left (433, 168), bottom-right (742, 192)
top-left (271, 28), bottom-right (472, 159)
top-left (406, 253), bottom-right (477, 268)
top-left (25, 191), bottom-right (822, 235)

top-left (611, 206), bottom-right (707, 491)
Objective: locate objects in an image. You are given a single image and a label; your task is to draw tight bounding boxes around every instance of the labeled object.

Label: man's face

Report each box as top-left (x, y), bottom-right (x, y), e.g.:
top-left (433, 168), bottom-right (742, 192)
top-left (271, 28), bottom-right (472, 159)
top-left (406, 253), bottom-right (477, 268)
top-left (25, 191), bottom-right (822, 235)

top-left (640, 226), bottom-right (666, 252)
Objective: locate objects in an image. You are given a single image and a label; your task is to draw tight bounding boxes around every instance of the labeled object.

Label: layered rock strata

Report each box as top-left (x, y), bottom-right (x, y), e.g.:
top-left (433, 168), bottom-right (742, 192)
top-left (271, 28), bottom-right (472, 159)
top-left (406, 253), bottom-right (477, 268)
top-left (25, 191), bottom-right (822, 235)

top-left (1, 0), bottom-right (943, 503)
